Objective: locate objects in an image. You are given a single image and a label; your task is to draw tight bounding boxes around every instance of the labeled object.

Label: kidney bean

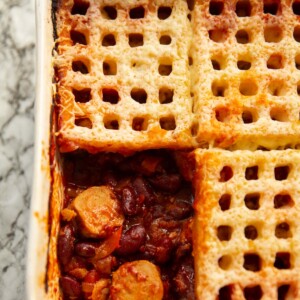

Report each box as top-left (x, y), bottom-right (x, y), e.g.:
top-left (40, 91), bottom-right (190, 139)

top-left (121, 186), bottom-right (138, 216)
top-left (102, 171), bottom-right (118, 187)
top-left (60, 276), bottom-right (82, 298)
top-left (94, 255), bottom-right (117, 275)
top-left (166, 201), bottom-right (192, 220)
top-left (173, 257), bottom-right (195, 299)
top-left (57, 224), bottom-right (75, 266)
top-left (133, 177), bottom-right (155, 204)
top-left (75, 242), bottom-right (97, 258)
top-left (149, 174), bottom-right (181, 193)
top-left (117, 224), bottom-right (146, 256)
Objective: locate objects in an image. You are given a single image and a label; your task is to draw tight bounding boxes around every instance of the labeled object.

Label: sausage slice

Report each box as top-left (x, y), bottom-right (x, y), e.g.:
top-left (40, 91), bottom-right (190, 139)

top-left (110, 260), bottom-right (163, 300)
top-left (73, 186), bottom-right (124, 238)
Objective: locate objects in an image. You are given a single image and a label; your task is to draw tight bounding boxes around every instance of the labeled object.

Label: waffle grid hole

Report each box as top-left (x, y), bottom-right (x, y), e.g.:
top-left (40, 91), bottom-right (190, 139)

top-left (274, 252), bottom-right (291, 269)
top-left (102, 34), bottom-right (116, 46)
top-left (159, 87), bottom-right (173, 104)
top-left (191, 122), bottom-right (199, 137)
top-left (209, 29), bottom-right (228, 42)
top-left (293, 1), bottom-right (300, 15)
top-left (217, 225), bottom-right (233, 241)
top-left (267, 54), bottom-right (283, 69)
top-left (268, 80), bottom-right (287, 96)
top-left (270, 107), bottom-right (289, 122)
top-left (275, 165), bottom-right (290, 180)
top-left (243, 253), bottom-right (261, 272)
top-left (218, 255), bottom-right (232, 270)
top-left (75, 117), bottom-right (92, 129)
top-left (159, 116), bottom-right (176, 130)
top-left (264, 26), bottom-right (283, 43)
top-left (236, 29), bottom-right (250, 44)
top-left (209, 1), bottom-right (224, 15)
top-left (236, 0), bottom-right (252, 17)
top-left (132, 117), bottom-right (148, 131)
top-left (219, 166), bottom-right (233, 182)
top-left (219, 194), bottom-right (231, 210)
top-left (245, 166), bottom-right (258, 180)
top-left (239, 79), bottom-right (258, 96)
top-left (129, 6), bottom-right (145, 19)
top-left (237, 60), bottom-right (251, 70)
top-left (244, 225), bottom-right (258, 240)
top-left (295, 54), bottom-right (300, 69)
top-left (73, 88), bottom-right (91, 103)
top-left (103, 60), bottom-right (117, 75)
top-left (187, 0), bottom-right (195, 11)
top-left (297, 82), bottom-right (300, 95)
top-left (131, 88), bottom-right (147, 104)
top-left (263, 0), bottom-right (280, 15)
top-left (275, 222), bottom-right (292, 239)
top-left (72, 60), bottom-right (89, 74)
top-left (293, 26), bottom-right (300, 42)
top-left (211, 54), bottom-right (226, 70)
top-left (104, 116), bottom-right (119, 130)
top-left (158, 7), bottom-right (172, 20)
top-left (212, 80), bottom-right (228, 97)
top-left (158, 59), bottom-right (173, 76)
top-left (278, 285), bottom-right (291, 300)
top-left (102, 88), bottom-right (119, 104)
top-left (242, 110), bottom-right (257, 124)
top-left (243, 285), bottom-right (263, 300)
top-left (70, 30), bottom-right (87, 45)
top-left (244, 193), bottom-right (260, 210)
top-left (160, 35), bottom-right (172, 45)
top-left (101, 6), bottom-right (117, 20)
top-left (128, 33), bottom-right (144, 47)
top-left (274, 193), bottom-right (294, 208)
top-left (71, 0), bottom-right (89, 15)
top-left (215, 107), bottom-right (230, 123)
top-left (219, 285), bottom-right (233, 300)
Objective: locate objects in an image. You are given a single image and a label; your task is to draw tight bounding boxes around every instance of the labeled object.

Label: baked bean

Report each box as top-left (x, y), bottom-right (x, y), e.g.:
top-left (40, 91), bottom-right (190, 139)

top-left (60, 276), bottom-right (82, 298)
top-left (166, 201), bottom-right (192, 220)
top-left (149, 174), bottom-right (181, 193)
top-left (133, 177), bottom-right (155, 204)
top-left (58, 224), bottom-right (75, 266)
top-left (117, 224), bottom-right (146, 256)
top-left (121, 186), bottom-right (138, 216)
top-left (173, 258), bottom-right (195, 299)
top-left (75, 242), bottom-right (97, 258)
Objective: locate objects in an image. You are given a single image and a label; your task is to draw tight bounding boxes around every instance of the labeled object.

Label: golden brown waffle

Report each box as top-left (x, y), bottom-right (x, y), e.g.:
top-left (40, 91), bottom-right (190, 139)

top-left (194, 149), bottom-right (300, 299)
top-left (191, 0), bottom-right (300, 149)
top-left (54, 0), bottom-right (195, 152)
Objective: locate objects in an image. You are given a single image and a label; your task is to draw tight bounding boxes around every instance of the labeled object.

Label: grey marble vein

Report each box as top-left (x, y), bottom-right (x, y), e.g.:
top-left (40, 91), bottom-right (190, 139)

top-left (0, 0), bottom-right (35, 299)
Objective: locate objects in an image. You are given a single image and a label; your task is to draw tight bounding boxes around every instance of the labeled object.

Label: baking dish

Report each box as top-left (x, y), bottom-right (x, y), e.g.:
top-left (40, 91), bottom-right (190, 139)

top-left (26, 0), bottom-right (61, 299)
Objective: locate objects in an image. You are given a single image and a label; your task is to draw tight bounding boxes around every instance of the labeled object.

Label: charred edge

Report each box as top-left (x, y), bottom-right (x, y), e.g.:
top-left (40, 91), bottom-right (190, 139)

top-left (45, 103), bottom-right (58, 293)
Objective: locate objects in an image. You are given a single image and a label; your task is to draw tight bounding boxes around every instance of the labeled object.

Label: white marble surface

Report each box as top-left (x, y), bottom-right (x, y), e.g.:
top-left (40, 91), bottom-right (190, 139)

top-left (0, 0), bottom-right (35, 299)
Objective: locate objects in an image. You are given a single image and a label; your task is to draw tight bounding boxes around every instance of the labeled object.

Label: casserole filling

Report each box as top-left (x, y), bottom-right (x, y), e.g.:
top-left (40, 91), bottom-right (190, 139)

top-left (57, 150), bottom-right (194, 299)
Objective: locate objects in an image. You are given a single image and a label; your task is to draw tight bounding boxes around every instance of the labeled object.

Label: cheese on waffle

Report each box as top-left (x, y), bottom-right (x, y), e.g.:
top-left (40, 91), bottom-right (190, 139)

top-left (54, 0), bottom-right (195, 152)
top-left (194, 149), bottom-right (300, 299)
top-left (191, 0), bottom-right (300, 150)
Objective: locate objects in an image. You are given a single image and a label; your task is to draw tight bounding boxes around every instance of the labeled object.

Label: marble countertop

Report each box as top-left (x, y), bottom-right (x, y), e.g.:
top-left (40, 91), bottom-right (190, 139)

top-left (0, 0), bottom-right (35, 299)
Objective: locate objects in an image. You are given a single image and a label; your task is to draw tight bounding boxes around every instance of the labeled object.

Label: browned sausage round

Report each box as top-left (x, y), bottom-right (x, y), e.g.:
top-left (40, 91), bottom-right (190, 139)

top-left (110, 260), bottom-right (163, 300)
top-left (72, 186), bottom-right (124, 238)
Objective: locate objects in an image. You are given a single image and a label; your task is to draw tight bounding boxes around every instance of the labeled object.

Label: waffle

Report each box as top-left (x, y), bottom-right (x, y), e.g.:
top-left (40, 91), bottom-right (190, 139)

top-left (190, 0), bottom-right (300, 149)
top-left (193, 149), bottom-right (300, 299)
top-left (54, 0), bottom-right (195, 152)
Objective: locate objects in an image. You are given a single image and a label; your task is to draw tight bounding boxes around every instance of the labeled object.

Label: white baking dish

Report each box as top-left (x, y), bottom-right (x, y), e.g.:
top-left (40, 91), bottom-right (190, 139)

top-left (26, 0), bottom-right (61, 299)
